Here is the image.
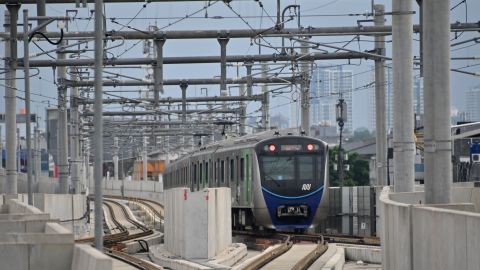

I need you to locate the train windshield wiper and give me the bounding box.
[264,173,281,187]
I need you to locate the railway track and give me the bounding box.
[238,234,328,270]
[105,249,165,270]
[233,230,380,247]
[76,198,154,246]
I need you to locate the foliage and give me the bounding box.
[328,146,370,187]
[352,127,374,141]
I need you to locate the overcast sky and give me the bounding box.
[0,0,479,134]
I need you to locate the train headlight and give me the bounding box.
[306,144,319,151]
[268,144,276,152]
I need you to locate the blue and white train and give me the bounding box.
[163,130,329,230]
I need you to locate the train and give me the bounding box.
[163,130,329,231]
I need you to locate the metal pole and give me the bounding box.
[23,9,33,204]
[34,127,40,183]
[5,4,20,194]
[70,70,80,193]
[153,39,165,108]
[424,0,452,204]
[93,0,104,251]
[337,98,345,186]
[57,39,69,194]
[239,83,247,136]
[245,62,253,96]
[113,137,119,181]
[261,63,269,130]
[143,136,148,181]
[392,0,414,192]
[180,82,188,123]
[374,4,387,186]
[36,0,46,32]
[218,37,229,96]
[300,39,311,135]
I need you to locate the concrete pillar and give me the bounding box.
[143,137,148,181]
[261,63,270,130]
[392,0,415,192]
[57,40,69,194]
[70,71,81,193]
[423,0,452,204]
[300,40,311,135]
[113,137,119,181]
[4,5,20,194]
[374,4,388,186]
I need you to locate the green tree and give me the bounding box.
[328,146,370,187]
[353,127,374,141]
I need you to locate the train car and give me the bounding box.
[163,130,329,231]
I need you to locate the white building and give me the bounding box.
[466,86,480,122]
[310,66,353,135]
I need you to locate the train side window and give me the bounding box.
[184,167,187,186]
[230,158,235,182]
[199,163,203,185]
[221,160,225,183]
[193,163,197,185]
[205,162,209,185]
[240,158,245,181]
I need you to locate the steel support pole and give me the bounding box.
[142,136,148,181]
[153,39,165,107]
[23,9,33,204]
[36,0,46,32]
[392,0,414,192]
[239,83,247,136]
[4,5,20,194]
[57,40,69,194]
[300,40,311,135]
[374,4,388,186]
[423,0,452,204]
[34,127,40,183]
[180,82,188,123]
[261,63,269,130]
[113,137,119,181]
[93,0,104,251]
[245,62,253,96]
[70,71,81,193]
[218,37,229,96]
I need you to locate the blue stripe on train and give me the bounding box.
[261,186,323,229]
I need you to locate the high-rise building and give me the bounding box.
[369,67,423,132]
[466,86,480,122]
[310,66,353,134]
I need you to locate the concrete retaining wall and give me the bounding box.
[89,178,164,203]
[164,187,232,259]
[380,186,480,270]
[71,244,113,270]
[0,198,114,270]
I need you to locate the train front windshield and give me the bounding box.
[256,137,326,197]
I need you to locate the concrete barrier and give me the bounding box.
[164,187,232,259]
[321,246,345,270]
[0,197,116,270]
[380,186,480,270]
[337,244,381,264]
[71,244,113,270]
